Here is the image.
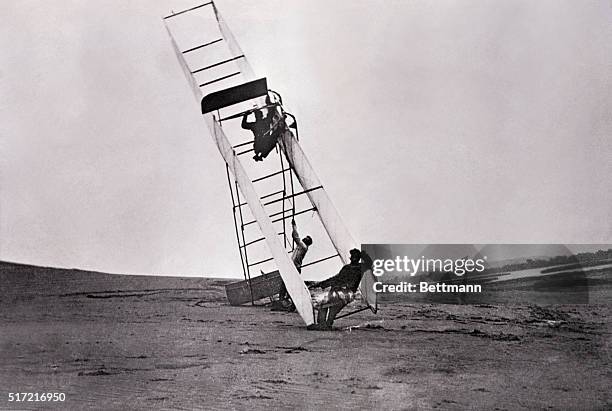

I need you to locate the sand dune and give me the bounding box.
[1,262,610,410]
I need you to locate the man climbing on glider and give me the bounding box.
[273,219,312,311]
[241,107,275,162]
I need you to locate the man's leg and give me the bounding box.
[271,282,296,311]
[278,282,287,300]
[271,282,286,310]
[323,302,347,327]
[316,307,329,325]
[306,308,332,330]
[312,301,346,329]
[253,133,265,161]
[259,131,281,160]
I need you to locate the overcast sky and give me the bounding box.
[1,0,610,278]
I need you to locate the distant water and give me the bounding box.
[492,263,612,283]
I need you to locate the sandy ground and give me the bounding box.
[1,262,610,410]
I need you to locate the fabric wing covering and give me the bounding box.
[164,2,377,322]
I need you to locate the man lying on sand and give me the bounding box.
[307,248,373,330]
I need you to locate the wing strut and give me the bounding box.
[163,1,377,324]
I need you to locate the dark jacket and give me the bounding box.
[318,252,373,293]
[241,111,274,138]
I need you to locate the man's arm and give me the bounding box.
[316,275,334,290]
[241,114,250,129]
[317,266,351,290]
[291,219,300,242]
[291,220,307,253]
[315,251,369,290]
[266,107,275,121]
[360,251,373,270]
